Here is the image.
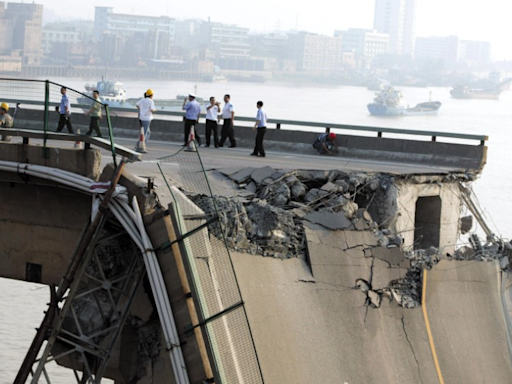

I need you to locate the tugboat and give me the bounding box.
[81,78,127,105]
[367,86,442,116]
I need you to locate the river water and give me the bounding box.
[1,79,510,383]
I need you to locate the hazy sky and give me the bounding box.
[38,0,512,60]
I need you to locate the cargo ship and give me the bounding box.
[450,78,512,100]
[367,86,442,116]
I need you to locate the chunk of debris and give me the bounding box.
[354,279,371,293]
[251,166,276,184]
[229,167,255,183]
[304,209,352,230]
[460,215,473,234]
[368,290,381,308]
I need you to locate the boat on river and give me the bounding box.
[367,86,442,116]
[450,77,512,100]
[82,79,127,105]
[78,79,205,112]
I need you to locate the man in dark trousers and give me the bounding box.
[182,93,202,145]
[85,90,102,137]
[219,94,236,147]
[56,86,74,133]
[250,101,267,157]
[205,96,221,147]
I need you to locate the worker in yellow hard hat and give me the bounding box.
[0,102,13,142]
[135,88,156,145]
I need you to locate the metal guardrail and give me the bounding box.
[0,79,120,165]
[5,97,489,146]
[0,128,142,161]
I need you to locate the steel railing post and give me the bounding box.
[43,80,50,157]
[105,105,117,168]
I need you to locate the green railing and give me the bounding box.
[0,78,489,146]
[0,78,119,166]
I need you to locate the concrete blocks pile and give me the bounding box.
[190,167,395,259]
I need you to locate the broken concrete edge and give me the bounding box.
[189,166,480,257]
[173,165,512,311]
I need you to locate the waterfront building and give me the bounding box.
[200,21,251,59]
[173,19,203,51]
[249,32,289,60]
[459,40,492,68]
[414,35,460,66]
[94,6,175,42]
[0,1,43,64]
[42,29,83,56]
[335,28,389,59]
[373,0,417,55]
[286,32,343,74]
[94,7,175,65]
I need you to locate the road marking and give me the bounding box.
[422,270,445,384]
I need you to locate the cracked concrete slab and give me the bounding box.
[424,260,512,384]
[373,246,406,266]
[303,210,352,230]
[229,167,256,183]
[251,166,276,184]
[304,222,348,246]
[345,230,380,249]
[371,258,404,289]
[308,242,372,269]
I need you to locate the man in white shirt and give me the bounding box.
[218,94,236,148]
[136,88,156,144]
[205,96,221,147]
[251,101,268,157]
[56,86,74,133]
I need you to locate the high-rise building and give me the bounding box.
[286,32,343,73]
[93,7,175,63]
[335,29,389,59]
[459,40,492,67]
[373,0,417,55]
[249,33,289,59]
[94,7,175,43]
[201,21,251,59]
[0,1,43,64]
[414,35,460,66]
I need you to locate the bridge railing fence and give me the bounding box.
[0,78,488,148]
[0,78,119,166]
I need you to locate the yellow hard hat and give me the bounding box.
[1,102,8,111]
[145,89,154,97]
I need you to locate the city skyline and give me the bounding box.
[37,0,511,60]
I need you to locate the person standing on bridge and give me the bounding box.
[136,89,156,144]
[251,101,267,157]
[182,93,201,146]
[85,90,102,137]
[56,86,74,134]
[0,102,13,142]
[204,97,221,147]
[218,94,236,148]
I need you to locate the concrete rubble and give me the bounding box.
[189,167,396,259]
[358,234,512,309]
